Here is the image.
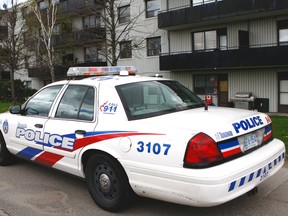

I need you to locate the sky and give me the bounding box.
[1,0,27,9]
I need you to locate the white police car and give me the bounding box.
[0,66,285,212]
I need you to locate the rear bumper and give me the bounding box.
[124,138,285,207]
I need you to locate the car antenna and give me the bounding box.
[204,103,208,111]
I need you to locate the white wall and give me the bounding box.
[228,69,278,112]
[117,0,169,76]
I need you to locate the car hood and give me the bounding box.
[136,107,271,142]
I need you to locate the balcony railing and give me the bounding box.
[28,61,108,79]
[28,66,67,80]
[73,27,106,43]
[158,0,288,29]
[160,44,288,71]
[52,27,106,47]
[59,0,104,13]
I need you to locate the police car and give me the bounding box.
[0,66,285,212]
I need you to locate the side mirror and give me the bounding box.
[9,105,22,114]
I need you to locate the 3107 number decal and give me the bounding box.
[137,141,171,155]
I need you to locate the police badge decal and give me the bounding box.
[3,120,9,134]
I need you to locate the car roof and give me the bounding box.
[50,75,170,88]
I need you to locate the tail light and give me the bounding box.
[184,133,223,168]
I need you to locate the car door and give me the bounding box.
[41,84,97,170]
[7,84,65,160]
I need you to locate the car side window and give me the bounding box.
[24,85,63,117]
[55,85,95,121]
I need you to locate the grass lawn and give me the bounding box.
[0,102,12,113]
[270,115,288,152]
[0,101,287,152]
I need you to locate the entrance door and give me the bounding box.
[278,72,288,113]
[218,74,228,107]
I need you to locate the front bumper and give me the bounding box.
[124,138,285,207]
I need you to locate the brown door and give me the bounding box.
[218,81,228,107]
[278,72,288,113]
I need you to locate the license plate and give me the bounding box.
[238,133,259,152]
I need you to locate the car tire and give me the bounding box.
[0,133,14,166]
[85,153,133,212]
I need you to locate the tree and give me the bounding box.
[29,0,57,82]
[91,0,148,66]
[0,1,26,105]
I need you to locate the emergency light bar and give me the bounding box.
[67,66,137,77]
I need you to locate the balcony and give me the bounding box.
[59,0,104,13]
[158,0,288,30]
[73,27,106,44]
[28,61,107,79]
[0,25,8,39]
[52,27,106,48]
[160,45,288,71]
[28,66,68,80]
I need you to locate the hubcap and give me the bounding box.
[93,163,118,200]
[99,173,111,191]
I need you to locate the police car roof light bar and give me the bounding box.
[67,66,137,77]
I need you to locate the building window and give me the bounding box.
[147,37,161,56]
[194,75,218,94]
[145,0,160,18]
[53,24,61,35]
[83,15,100,28]
[38,0,48,9]
[118,5,130,24]
[85,47,98,62]
[192,0,223,6]
[278,20,288,45]
[120,41,132,59]
[193,28,227,52]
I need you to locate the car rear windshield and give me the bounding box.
[116,80,205,120]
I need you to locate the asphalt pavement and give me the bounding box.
[0,158,287,216]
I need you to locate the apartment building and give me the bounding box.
[158,0,288,113]
[0,9,9,80]
[26,0,164,85]
[10,0,288,113]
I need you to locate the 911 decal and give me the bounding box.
[137,141,171,155]
[100,101,118,114]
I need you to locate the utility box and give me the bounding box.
[254,98,269,112]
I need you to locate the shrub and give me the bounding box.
[0,79,37,102]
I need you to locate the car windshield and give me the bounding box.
[117,80,205,120]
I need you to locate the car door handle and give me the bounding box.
[35,124,43,128]
[75,130,86,135]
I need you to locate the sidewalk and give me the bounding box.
[258,160,288,202]
[267,112,288,116]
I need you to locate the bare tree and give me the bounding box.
[0,1,26,105]
[91,0,148,66]
[29,0,57,82]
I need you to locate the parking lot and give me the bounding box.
[0,159,287,216]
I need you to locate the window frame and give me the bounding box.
[145,0,160,18]
[119,41,132,59]
[84,46,98,62]
[278,20,288,45]
[147,37,161,56]
[118,5,131,24]
[192,28,227,52]
[55,85,95,121]
[116,80,205,121]
[24,85,64,117]
[83,14,101,29]
[194,74,218,95]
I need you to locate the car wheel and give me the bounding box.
[85,153,133,212]
[0,133,13,166]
